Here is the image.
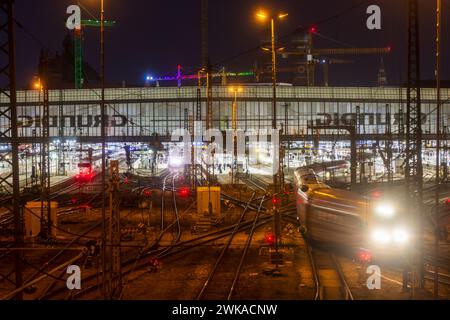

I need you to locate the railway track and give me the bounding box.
[236,173,268,192]
[31,207,296,300]
[4,174,289,300]
[306,242,354,300]
[0,164,178,299]
[196,192,267,300]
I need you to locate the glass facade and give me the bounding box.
[1,85,448,141]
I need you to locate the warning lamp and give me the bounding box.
[358,249,372,263]
[272,196,280,205]
[265,232,275,245]
[179,187,190,198]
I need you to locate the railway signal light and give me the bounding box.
[265,232,275,245]
[444,198,450,207]
[271,196,280,205]
[358,249,372,263]
[179,187,190,198]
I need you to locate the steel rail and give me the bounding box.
[196,192,256,300]
[227,195,267,300]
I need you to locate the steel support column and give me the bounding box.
[406,0,424,293]
[0,0,22,299]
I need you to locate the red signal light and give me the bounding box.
[265,232,275,245]
[358,249,372,263]
[309,26,317,33]
[179,187,190,198]
[272,196,280,205]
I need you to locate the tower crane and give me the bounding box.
[73,19,115,88]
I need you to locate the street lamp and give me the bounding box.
[228,86,243,185]
[32,77,42,91]
[255,9,288,193]
[256,10,287,260]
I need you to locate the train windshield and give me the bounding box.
[301,173,320,184]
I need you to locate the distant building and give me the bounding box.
[37,33,100,89]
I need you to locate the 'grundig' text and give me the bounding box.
[17,115,128,128]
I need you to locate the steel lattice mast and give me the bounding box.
[0,0,22,300]
[405,0,424,294]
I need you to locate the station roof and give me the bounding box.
[1,86,448,105]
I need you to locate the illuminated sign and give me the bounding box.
[17,115,128,128]
[308,112,428,127]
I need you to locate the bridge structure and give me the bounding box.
[0,85,449,144]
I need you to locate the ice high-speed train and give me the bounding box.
[294,166,411,260]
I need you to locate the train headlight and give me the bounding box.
[375,203,395,218]
[393,228,409,244]
[371,229,391,245]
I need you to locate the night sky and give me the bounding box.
[13,0,450,88]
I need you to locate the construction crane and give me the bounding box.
[258,29,391,86]
[74,19,115,89]
[276,58,353,87]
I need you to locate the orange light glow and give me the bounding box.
[256,11,267,21]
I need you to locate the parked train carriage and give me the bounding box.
[76,161,94,182]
